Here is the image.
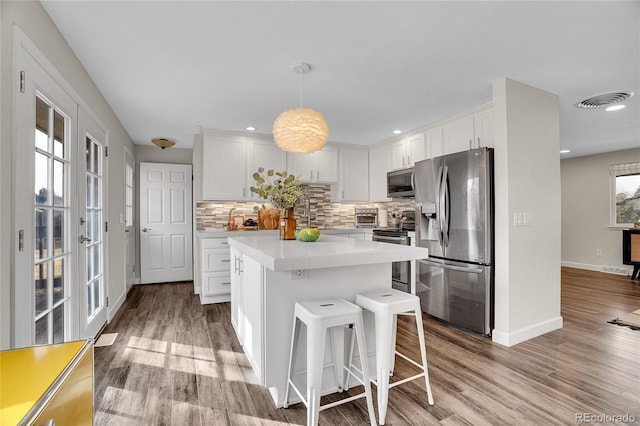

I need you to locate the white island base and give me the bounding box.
[228,235,428,407]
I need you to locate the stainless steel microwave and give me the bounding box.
[387,167,415,198]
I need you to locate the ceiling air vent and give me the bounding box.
[576,91,634,109]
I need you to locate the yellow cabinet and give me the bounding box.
[1,340,93,425]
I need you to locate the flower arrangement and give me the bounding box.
[250,168,304,210]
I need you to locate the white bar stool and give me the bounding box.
[348,288,434,425]
[283,297,377,426]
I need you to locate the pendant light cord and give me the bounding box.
[298,69,303,108]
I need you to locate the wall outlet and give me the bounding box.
[513,213,523,227]
[523,212,532,226]
[290,270,307,280]
[596,249,603,257]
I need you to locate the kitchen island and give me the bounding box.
[227,234,428,407]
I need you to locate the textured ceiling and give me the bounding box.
[41,1,639,158]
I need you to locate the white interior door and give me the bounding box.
[14,42,78,347]
[140,163,193,284]
[124,150,135,292]
[78,108,107,339]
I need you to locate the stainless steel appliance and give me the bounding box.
[354,207,378,228]
[387,168,415,198]
[372,228,411,293]
[414,147,494,336]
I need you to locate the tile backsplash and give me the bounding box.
[196,184,414,230]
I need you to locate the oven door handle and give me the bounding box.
[373,235,409,244]
[417,259,483,274]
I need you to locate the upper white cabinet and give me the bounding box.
[443,108,494,155]
[443,115,475,154]
[333,147,369,202]
[286,146,339,183]
[425,127,444,159]
[369,143,392,202]
[389,133,426,170]
[200,131,285,201]
[202,134,247,200]
[247,140,285,200]
[474,108,494,148]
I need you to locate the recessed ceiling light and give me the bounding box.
[605,104,626,112]
[246,126,256,131]
[393,130,402,134]
[560,149,571,154]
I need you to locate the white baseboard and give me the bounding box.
[561,261,601,272]
[492,316,563,347]
[199,293,230,304]
[107,290,127,322]
[561,261,630,276]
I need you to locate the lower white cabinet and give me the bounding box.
[199,236,232,304]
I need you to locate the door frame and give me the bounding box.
[124,147,135,293]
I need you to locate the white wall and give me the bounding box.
[1,1,135,348]
[492,78,562,346]
[561,148,639,273]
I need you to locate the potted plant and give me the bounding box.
[250,168,304,240]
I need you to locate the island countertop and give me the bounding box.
[227,234,428,271]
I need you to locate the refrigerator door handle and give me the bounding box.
[436,166,444,247]
[441,165,450,247]
[418,259,484,274]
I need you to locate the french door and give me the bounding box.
[14,34,107,347]
[78,109,107,340]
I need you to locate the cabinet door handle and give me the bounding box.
[221,259,231,263]
[316,170,319,180]
[221,282,231,285]
[310,170,313,180]
[469,139,473,149]
[477,136,481,148]
[407,155,411,165]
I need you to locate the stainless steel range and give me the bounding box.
[372,227,411,293]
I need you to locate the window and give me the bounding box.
[610,162,640,227]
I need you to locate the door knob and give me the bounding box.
[142,227,152,232]
[79,235,92,244]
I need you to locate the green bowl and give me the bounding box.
[295,227,320,242]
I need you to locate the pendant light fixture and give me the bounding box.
[273,62,329,154]
[151,138,176,150]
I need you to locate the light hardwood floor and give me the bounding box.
[93,268,640,425]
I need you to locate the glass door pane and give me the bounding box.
[34,96,71,345]
[84,135,104,322]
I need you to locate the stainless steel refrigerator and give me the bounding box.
[414,147,494,336]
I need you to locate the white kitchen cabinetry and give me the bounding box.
[202,134,247,200]
[369,144,391,202]
[443,115,475,154]
[474,108,494,148]
[230,246,244,342]
[200,131,287,201]
[247,139,285,200]
[389,133,426,170]
[333,147,369,202]
[443,108,494,155]
[286,145,339,183]
[199,236,232,304]
[425,127,444,159]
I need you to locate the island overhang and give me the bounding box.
[227,234,429,271]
